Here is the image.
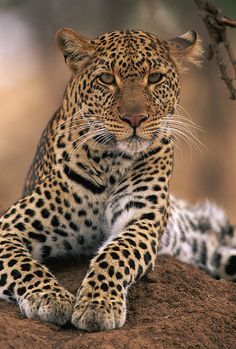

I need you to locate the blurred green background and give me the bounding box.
[0,0,235,220]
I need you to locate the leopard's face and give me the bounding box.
[57,28,201,154]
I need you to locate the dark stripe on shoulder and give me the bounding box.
[64,165,105,194]
[142,147,162,158]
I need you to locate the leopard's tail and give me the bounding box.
[159,196,236,281]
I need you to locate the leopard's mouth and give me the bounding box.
[117,135,151,155]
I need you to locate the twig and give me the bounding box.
[194,0,236,100]
[217,16,236,28]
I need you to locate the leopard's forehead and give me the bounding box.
[94,29,162,47]
[92,30,171,72]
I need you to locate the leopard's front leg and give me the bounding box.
[0,178,78,325]
[72,144,173,331]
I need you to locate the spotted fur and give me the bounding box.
[0,28,235,332]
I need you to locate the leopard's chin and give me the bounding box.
[117,137,151,155]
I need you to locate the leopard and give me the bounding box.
[0,28,235,333]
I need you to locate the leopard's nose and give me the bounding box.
[121,114,148,128]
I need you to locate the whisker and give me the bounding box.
[164,118,204,132]
[44,105,103,137]
[176,103,193,122]
[92,133,115,147]
[161,111,206,155]
[155,129,182,153]
[68,122,104,136]
[164,114,203,129]
[43,119,79,137]
[168,127,203,156]
[43,118,92,137]
[73,128,108,150]
[164,123,198,139]
[173,131,193,157]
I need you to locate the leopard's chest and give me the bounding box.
[45,151,135,257]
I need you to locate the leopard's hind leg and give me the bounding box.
[159,196,236,281]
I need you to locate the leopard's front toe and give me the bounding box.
[72,298,126,332]
[19,287,75,326]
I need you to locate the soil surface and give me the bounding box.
[0,255,235,349]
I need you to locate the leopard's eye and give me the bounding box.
[98,73,115,85]
[148,73,165,84]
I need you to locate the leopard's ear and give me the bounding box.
[166,30,203,72]
[56,28,95,73]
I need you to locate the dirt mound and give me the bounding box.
[0,255,235,349]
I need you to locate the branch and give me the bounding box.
[217,16,236,28]
[194,0,236,100]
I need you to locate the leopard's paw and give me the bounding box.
[18,287,75,326]
[71,298,126,332]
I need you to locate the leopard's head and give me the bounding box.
[56,28,202,154]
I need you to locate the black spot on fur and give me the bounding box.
[25,209,35,217]
[28,232,46,243]
[110,252,119,260]
[225,256,236,275]
[32,220,44,231]
[17,286,26,296]
[36,199,44,208]
[8,259,17,267]
[144,251,152,265]
[14,222,26,231]
[51,216,60,227]
[99,261,109,269]
[11,270,22,280]
[42,245,52,259]
[101,283,109,292]
[146,195,158,204]
[128,259,135,269]
[0,274,7,286]
[41,209,50,219]
[108,266,115,277]
[140,212,155,221]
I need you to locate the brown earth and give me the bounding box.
[0,255,235,349]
